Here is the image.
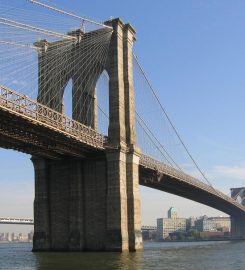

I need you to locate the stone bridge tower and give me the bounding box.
[231,188,245,239]
[32,18,142,251]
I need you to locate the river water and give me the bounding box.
[0,241,244,270]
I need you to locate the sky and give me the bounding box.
[1,0,245,233]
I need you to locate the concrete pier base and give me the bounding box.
[32,155,108,251]
[32,152,142,252]
[231,215,245,240]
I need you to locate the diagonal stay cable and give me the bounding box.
[136,111,183,171]
[133,53,215,189]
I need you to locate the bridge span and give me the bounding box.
[1,86,244,218]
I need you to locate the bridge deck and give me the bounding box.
[0,85,105,158]
[139,155,245,216]
[1,86,244,216]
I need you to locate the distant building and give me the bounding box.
[5,233,10,242]
[186,216,196,231]
[11,233,16,242]
[18,233,28,242]
[195,216,230,232]
[157,207,187,240]
[168,207,178,219]
[0,231,33,242]
[28,231,34,242]
[142,229,157,241]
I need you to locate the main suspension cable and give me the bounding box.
[27,0,112,30]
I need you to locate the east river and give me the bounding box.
[0,241,245,270]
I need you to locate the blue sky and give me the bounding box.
[1,0,245,232]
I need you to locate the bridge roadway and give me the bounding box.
[1,85,245,217]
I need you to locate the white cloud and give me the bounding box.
[180,163,245,185]
[213,165,245,180]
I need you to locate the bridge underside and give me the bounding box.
[0,103,102,159]
[139,167,245,217]
[140,167,245,239]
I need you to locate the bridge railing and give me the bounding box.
[140,154,245,211]
[0,85,105,149]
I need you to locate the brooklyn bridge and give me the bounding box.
[0,0,245,251]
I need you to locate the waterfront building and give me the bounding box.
[5,233,10,242]
[186,216,196,230]
[28,231,34,242]
[11,233,16,242]
[157,207,187,240]
[168,207,178,219]
[0,231,34,242]
[195,216,230,232]
[0,233,4,241]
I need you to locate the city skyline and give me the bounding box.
[0,203,231,235]
[1,0,245,233]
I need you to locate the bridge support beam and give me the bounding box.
[231,215,245,240]
[32,157,51,251]
[123,23,142,251]
[126,150,142,251]
[105,18,142,251]
[105,149,129,251]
